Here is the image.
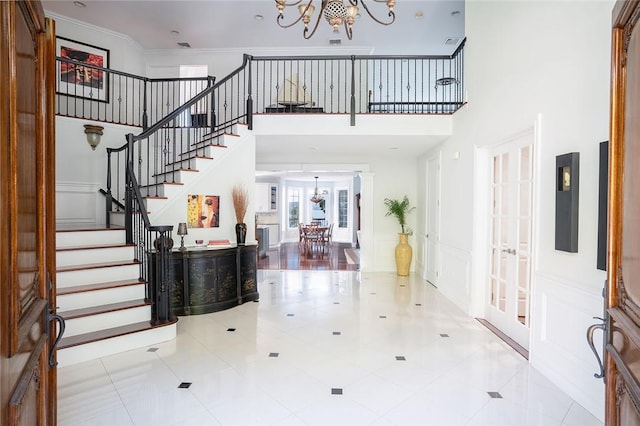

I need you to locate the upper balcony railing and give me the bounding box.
[56,56,215,128]
[56,38,465,130]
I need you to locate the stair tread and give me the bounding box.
[59,299,150,319]
[153,168,199,178]
[57,278,146,296]
[59,319,177,350]
[57,259,140,273]
[57,242,135,252]
[164,156,212,168]
[56,226,125,233]
[140,181,184,189]
[180,144,226,158]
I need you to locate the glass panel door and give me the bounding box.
[486,137,533,350]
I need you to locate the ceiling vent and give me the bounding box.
[329,39,342,46]
[177,42,191,48]
[444,38,461,45]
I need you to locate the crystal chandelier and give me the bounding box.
[310,176,324,203]
[275,0,396,40]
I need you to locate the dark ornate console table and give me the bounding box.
[156,245,259,316]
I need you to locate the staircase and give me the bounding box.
[55,124,252,366]
[55,227,177,366]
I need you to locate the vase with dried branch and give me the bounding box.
[232,184,249,245]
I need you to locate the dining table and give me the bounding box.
[299,224,329,256]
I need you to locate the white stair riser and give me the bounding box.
[166,157,213,172]
[56,284,146,312]
[57,230,127,248]
[57,264,140,288]
[57,246,135,268]
[62,305,151,338]
[141,183,183,199]
[56,323,176,367]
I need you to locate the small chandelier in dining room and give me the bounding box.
[310,176,324,204]
[275,0,396,40]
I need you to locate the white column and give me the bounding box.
[359,172,375,272]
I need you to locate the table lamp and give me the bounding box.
[177,222,188,250]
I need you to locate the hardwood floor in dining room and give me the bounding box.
[257,242,359,271]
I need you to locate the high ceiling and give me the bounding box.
[44,0,465,172]
[43,0,465,55]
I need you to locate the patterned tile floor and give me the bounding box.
[57,270,603,426]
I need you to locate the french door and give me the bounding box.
[486,136,534,350]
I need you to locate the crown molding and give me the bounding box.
[46,12,144,51]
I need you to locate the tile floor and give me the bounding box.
[57,270,604,426]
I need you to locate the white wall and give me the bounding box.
[420,1,612,421]
[49,13,145,76]
[149,132,257,245]
[55,117,138,226]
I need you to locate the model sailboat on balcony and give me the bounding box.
[277,74,310,106]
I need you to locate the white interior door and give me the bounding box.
[424,155,440,286]
[486,137,533,350]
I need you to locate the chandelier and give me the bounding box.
[310,176,324,203]
[275,0,396,40]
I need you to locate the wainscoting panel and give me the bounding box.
[438,242,471,313]
[56,182,102,227]
[530,272,605,422]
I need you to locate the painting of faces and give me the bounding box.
[187,194,220,228]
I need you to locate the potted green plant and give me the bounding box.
[384,196,415,276]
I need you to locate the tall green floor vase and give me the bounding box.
[395,233,412,276]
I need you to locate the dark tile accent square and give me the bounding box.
[488,391,502,399]
[178,382,192,389]
[370,292,377,295]
[379,315,387,319]
[333,331,341,336]
[415,303,422,306]
[269,352,279,358]
[287,313,295,317]
[147,347,158,352]
[400,285,406,287]
[269,281,275,285]
[227,328,236,332]
[395,356,406,361]
[333,302,340,305]
[331,388,343,395]
[440,333,449,337]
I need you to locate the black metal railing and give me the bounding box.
[56,39,465,129]
[250,39,465,122]
[56,56,215,128]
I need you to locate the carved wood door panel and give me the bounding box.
[607,2,640,425]
[0,1,57,425]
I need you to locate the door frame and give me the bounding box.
[423,153,441,286]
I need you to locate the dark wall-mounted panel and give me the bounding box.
[597,141,608,270]
[555,152,580,252]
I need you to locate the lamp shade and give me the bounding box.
[177,222,188,236]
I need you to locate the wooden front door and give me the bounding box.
[607,1,640,424]
[0,1,57,425]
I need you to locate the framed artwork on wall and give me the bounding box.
[56,36,110,102]
[187,194,220,228]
